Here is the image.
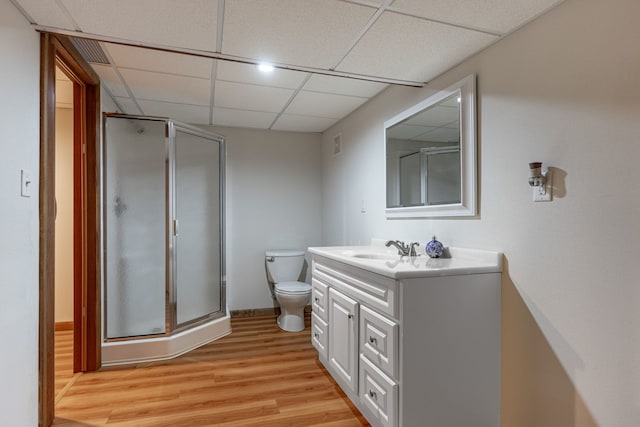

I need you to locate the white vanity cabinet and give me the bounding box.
[309,247,501,427]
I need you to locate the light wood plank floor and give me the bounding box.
[55,329,82,405]
[54,314,369,426]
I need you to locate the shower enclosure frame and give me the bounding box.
[102,113,226,342]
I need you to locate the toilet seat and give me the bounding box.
[275,281,312,295]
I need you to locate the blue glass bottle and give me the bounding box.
[425,236,444,258]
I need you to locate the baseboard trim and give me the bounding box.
[230,307,279,318]
[230,305,311,318]
[55,321,74,331]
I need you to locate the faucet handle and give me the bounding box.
[409,242,420,257]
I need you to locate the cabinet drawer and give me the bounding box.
[313,258,397,318]
[360,305,398,379]
[311,278,329,322]
[359,355,398,427]
[311,313,328,360]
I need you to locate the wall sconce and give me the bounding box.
[528,162,552,202]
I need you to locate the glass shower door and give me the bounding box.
[174,126,223,326]
[104,117,168,339]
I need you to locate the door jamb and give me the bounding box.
[39,32,101,427]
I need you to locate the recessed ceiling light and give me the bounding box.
[257,63,274,73]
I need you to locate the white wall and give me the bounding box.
[205,126,323,310]
[321,0,640,425]
[55,107,74,323]
[0,0,40,425]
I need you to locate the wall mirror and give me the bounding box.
[385,74,476,218]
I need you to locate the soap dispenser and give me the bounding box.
[425,236,444,258]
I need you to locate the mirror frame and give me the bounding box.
[384,74,476,219]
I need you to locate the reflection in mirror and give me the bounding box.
[385,75,476,218]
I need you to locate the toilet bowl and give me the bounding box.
[265,250,312,332]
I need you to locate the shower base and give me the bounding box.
[102,314,231,366]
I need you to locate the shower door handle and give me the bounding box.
[173,219,179,236]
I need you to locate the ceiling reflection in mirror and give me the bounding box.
[386,92,461,208]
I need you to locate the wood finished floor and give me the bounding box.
[53,314,370,426]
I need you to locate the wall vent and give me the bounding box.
[333,133,342,157]
[70,37,110,65]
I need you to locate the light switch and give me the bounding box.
[21,169,33,197]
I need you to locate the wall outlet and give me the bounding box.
[533,171,552,202]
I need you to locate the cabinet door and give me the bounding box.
[328,287,359,394]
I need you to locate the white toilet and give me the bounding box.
[265,249,312,332]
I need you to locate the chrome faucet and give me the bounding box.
[385,240,410,256]
[385,240,421,257]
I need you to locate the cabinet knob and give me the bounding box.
[314,332,319,339]
[348,314,353,319]
[369,336,377,344]
[369,390,377,400]
[314,297,319,303]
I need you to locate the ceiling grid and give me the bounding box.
[12,0,566,132]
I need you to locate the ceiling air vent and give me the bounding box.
[70,37,110,65]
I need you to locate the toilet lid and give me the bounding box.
[275,281,312,294]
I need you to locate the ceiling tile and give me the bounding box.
[119,69,210,106]
[404,106,458,127]
[137,99,210,124]
[285,91,368,119]
[104,43,213,79]
[387,124,432,140]
[60,0,218,50]
[217,61,309,89]
[303,74,387,98]
[112,96,143,115]
[413,126,459,142]
[14,0,76,29]
[271,114,338,133]
[390,0,564,33]
[214,81,294,113]
[388,121,458,141]
[212,108,278,129]
[92,64,129,98]
[337,11,497,82]
[222,0,376,68]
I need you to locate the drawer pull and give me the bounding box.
[369,390,377,400]
[369,336,377,344]
[314,297,319,303]
[314,332,320,339]
[348,314,353,319]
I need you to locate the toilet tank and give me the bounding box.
[265,250,305,283]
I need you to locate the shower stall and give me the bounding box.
[101,114,230,365]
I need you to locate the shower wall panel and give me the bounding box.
[175,129,222,325]
[104,118,167,338]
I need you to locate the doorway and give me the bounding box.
[53,64,77,401]
[39,33,101,427]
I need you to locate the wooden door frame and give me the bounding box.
[39,32,101,427]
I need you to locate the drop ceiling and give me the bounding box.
[13,0,564,133]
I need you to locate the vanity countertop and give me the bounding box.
[307,241,502,279]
